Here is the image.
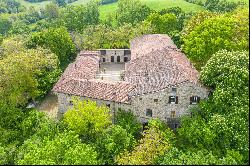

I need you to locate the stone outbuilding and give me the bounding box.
[52,34,209,129]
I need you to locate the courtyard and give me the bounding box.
[96,63,125,81]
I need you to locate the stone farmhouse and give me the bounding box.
[52,34,209,129]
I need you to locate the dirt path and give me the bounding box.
[36,92,58,119]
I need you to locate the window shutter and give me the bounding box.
[169,96,171,104]
[197,97,201,103]
[175,96,178,104]
[190,97,192,104]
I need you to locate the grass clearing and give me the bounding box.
[16,0,52,9]
[99,0,205,20]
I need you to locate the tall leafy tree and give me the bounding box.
[116,119,174,165]
[63,99,112,141]
[16,131,98,165]
[116,0,152,25]
[182,8,249,70]
[27,26,76,68]
[0,37,60,107]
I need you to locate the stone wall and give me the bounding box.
[56,92,133,122]
[128,82,209,124]
[99,49,131,63]
[56,82,209,125]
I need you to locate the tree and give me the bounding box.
[27,26,76,68]
[60,1,99,32]
[159,7,186,31]
[115,108,142,138]
[63,99,112,141]
[181,11,218,38]
[0,37,60,107]
[177,50,249,163]
[159,148,242,165]
[146,12,178,34]
[116,119,174,165]
[44,2,59,20]
[16,131,98,165]
[0,14,12,35]
[204,0,246,13]
[95,125,135,164]
[182,8,249,70]
[116,0,152,25]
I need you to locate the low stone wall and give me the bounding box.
[56,82,209,125]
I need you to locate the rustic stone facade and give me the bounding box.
[56,81,208,126]
[98,49,131,63]
[52,34,210,129]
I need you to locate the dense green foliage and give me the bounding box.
[17,131,98,165]
[116,0,152,25]
[182,8,249,69]
[63,98,112,140]
[116,120,175,165]
[115,109,142,138]
[0,37,61,106]
[27,26,77,67]
[0,0,249,165]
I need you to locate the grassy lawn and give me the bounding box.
[16,0,52,9]
[99,0,205,20]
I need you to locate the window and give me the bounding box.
[124,57,128,62]
[171,111,176,118]
[154,99,158,102]
[100,50,106,55]
[111,56,114,62]
[174,123,179,129]
[146,109,152,117]
[169,96,178,104]
[102,58,106,62]
[69,100,73,106]
[106,104,111,108]
[124,50,131,55]
[114,51,116,55]
[190,96,200,104]
[172,87,177,93]
[139,98,142,101]
[117,56,120,62]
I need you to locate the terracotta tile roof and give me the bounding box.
[124,47,199,95]
[53,79,134,103]
[130,34,177,60]
[53,34,201,103]
[53,53,134,103]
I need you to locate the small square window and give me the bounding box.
[106,104,110,108]
[139,98,142,100]
[190,96,200,105]
[69,100,73,106]
[146,109,152,117]
[171,111,176,118]
[169,96,178,104]
[154,99,158,102]
[172,87,177,93]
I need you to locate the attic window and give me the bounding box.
[154,99,158,102]
[190,96,200,105]
[169,96,178,104]
[172,87,177,93]
[100,50,106,55]
[146,109,152,117]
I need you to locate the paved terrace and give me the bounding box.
[96,63,125,81]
